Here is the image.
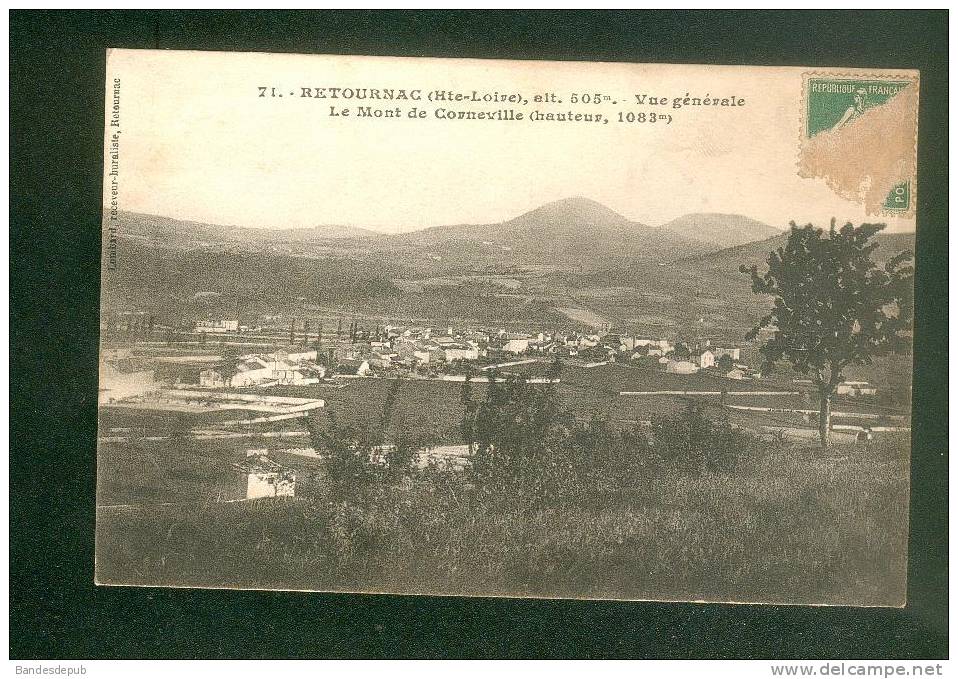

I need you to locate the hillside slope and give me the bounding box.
[684,229,917,273]
[389,197,717,268]
[116,212,378,249]
[560,229,916,338]
[659,213,783,248]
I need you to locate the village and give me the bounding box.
[186,316,771,388]
[97,311,898,507]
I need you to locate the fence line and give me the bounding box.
[620,390,799,396]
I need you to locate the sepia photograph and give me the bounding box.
[95,49,919,607]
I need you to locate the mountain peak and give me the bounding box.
[510,196,632,227]
[544,195,613,211]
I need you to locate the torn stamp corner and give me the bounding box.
[799,72,920,217]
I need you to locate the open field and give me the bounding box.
[125,359,904,446]
[97,435,327,507]
[96,331,913,604]
[556,306,610,328]
[95,436,909,605]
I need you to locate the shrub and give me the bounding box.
[307,413,380,501]
[563,415,652,499]
[467,374,568,507]
[650,404,754,474]
[306,410,424,501]
[464,374,656,506]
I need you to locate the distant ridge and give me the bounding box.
[116,211,378,245]
[388,196,717,267]
[115,200,911,274]
[105,202,917,343]
[681,228,917,274]
[658,213,784,248]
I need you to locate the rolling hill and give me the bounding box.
[116,212,378,250]
[106,203,916,337]
[658,213,783,248]
[681,228,917,274]
[115,200,793,271]
[561,228,916,338]
[385,196,717,268]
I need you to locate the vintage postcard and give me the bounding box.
[97,49,919,605]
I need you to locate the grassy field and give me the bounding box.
[97,435,327,507]
[95,356,912,605]
[97,439,239,506]
[95,435,909,605]
[234,361,907,446]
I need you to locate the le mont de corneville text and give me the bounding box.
[256,86,748,126]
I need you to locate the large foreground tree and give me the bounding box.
[741,220,913,448]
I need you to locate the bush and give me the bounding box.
[650,404,754,474]
[563,415,652,499]
[460,375,760,507]
[307,375,759,510]
[306,412,422,501]
[466,374,569,507]
[307,414,379,501]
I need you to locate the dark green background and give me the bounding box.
[9,10,949,659]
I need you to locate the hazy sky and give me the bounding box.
[104,50,917,233]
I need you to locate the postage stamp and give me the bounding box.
[801,74,919,214]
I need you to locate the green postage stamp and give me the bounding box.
[803,74,918,214]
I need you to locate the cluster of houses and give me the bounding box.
[195,319,240,334]
[200,348,332,388]
[109,310,876,394]
[193,320,766,387]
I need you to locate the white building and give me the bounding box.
[195,319,239,333]
[202,352,325,388]
[233,453,296,500]
[666,360,700,374]
[698,350,715,369]
[836,381,878,396]
[638,338,673,356]
[444,345,480,362]
[199,368,225,387]
[200,357,274,387]
[502,339,530,354]
[271,360,325,386]
[230,356,274,386]
[274,348,318,363]
[337,359,372,376]
[369,352,394,369]
[712,347,742,361]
